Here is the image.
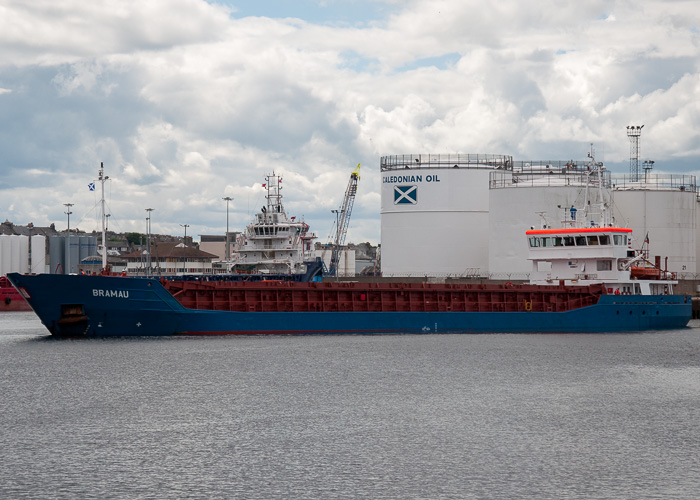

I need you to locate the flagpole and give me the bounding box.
[99,163,109,272]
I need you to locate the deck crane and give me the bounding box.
[328,163,360,276]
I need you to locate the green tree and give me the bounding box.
[124,232,143,245]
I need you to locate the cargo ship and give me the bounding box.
[6,220,691,337]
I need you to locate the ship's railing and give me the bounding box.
[490,162,612,189]
[381,154,513,171]
[375,271,532,281]
[611,173,697,192]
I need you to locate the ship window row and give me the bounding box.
[529,234,628,248]
[253,226,301,236]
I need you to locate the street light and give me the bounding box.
[223,197,233,263]
[146,208,154,277]
[64,203,73,274]
[180,224,189,275]
[64,203,73,232]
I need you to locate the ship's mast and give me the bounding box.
[578,145,610,227]
[260,172,284,223]
[99,163,109,272]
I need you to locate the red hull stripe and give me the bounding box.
[526,227,632,235]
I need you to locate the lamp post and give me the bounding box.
[180,224,189,275]
[64,203,73,232]
[223,196,233,263]
[146,208,154,277]
[64,203,73,274]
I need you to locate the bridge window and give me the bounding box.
[529,237,540,248]
[587,236,599,245]
[541,237,552,247]
[599,235,610,245]
[575,236,587,246]
[553,237,563,247]
[564,236,575,246]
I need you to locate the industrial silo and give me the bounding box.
[0,235,10,275]
[488,160,612,278]
[31,235,46,274]
[611,173,696,274]
[49,236,65,274]
[380,154,512,277]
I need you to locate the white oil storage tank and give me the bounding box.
[381,154,512,277]
[611,173,696,275]
[488,160,612,278]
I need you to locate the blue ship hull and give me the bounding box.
[7,273,692,337]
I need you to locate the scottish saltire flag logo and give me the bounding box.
[88,182,95,191]
[394,185,417,204]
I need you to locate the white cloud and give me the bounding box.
[1,0,699,244]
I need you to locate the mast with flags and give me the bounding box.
[98,163,109,272]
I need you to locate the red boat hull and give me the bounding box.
[1,276,32,312]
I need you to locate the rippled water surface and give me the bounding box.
[2,311,700,499]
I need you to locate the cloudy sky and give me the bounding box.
[1,0,699,244]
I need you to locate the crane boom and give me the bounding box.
[329,163,360,276]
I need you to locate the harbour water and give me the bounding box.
[1,311,699,499]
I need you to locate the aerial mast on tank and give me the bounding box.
[626,125,643,182]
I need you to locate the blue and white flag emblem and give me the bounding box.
[394,185,417,204]
[88,182,95,191]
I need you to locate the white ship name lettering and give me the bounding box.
[93,289,129,298]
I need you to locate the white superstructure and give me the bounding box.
[230,172,318,276]
[380,154,511,277]
[526,226,676,295]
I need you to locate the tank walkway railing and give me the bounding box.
[611,173,696,192]
[490,167,612,189]
[381,154,513,171]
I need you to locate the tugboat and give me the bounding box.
[227,172,323,282]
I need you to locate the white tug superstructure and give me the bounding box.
[230,172,318,276]
[526,151,677,295]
